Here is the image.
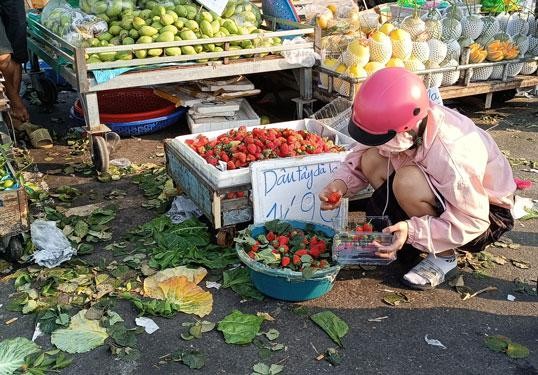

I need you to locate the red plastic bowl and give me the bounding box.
[74,88,176,123]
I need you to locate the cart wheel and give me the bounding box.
[35,76,58,106]
[216,226,237,247]
[92,135,110,173]
[8,236,24,261]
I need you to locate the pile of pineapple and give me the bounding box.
[318,5,537,96]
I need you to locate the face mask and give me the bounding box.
[377,131,415,153]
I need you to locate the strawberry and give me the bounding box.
[355,225,364,232]
[236,191,245,198]
[246,143,257,155]
[319,260,329,268]
[279,143,290,156]
[226,192,236,199]
[362,222,374,232]
[278,236,289,245]
[281,256,291,267]
[309,248,321,258]
[248,251,256,259]
[219,152,229,162]
[250,244,260,252]
[327,192,342,204]
[233,152,247,164]
[293,254,301,265]
[295,249,308,257]
[226,161,236,170]
[266,231,276,242]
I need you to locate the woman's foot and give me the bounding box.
[401,253,458,290]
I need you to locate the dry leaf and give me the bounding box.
[257,312,275,321]
[157,276,213,318]
[144,266,207,298]
[510,259,531,269]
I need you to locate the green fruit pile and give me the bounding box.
[79,0,282,63]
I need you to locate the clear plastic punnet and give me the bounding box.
[332,214,395,266]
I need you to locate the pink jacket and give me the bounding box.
[334,103,516,253]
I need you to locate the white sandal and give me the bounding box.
[402,255,459,291]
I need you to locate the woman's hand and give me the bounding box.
[372,221,409,259]
[319,179,348,211]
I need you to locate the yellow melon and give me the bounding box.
[386,57,405,67]
[364,61,385,76]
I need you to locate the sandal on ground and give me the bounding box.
[401,253,458,291]
[17,122,53,149]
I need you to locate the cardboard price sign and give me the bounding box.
[195,0,228,16]
[250,154,348,229]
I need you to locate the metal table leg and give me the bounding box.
[292,67,315,119]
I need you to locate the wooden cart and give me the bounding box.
[0,75,29,259]
[26,13,315,172]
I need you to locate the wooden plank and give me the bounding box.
[0,186,28,236]
[439,76,538,99]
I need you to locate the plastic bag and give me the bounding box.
[222,0,262,28]
[79,0,136,20]
[31,220,76,268]
[166,195,202,224]
[305,0,360,34]
[41,0,108,46]
[281,37,321,67]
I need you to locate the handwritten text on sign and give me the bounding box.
[251,155,347,229]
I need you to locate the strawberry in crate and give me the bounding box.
[185,126,344,170]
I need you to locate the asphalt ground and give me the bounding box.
[0,81,536,375]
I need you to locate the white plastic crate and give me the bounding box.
[187,99,260,134]
[169,119,357,189]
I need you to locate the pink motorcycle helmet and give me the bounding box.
[348,67,431,146]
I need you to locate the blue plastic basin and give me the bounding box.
[237,220,341,302]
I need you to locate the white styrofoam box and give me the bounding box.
[187,99,260,134]
[169,119,357,189]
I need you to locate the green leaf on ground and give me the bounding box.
[171,349,206,369]
[0,337,40,374]
[51,310,108,353]
[222,267,264,301]
[38,308,70,334]
[310,311,349,347]
[217,310,264,345]
[107,322,137,348]
[484,335,510,352]
[324,347,343,366]
[383,292,410,306]
[263,329,280,341]
[506,342,530,359]
[223,268,250,288]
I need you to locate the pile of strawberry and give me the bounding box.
[237,221,333,272]
[185,126,343,170]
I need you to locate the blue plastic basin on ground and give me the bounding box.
[237,220,341,302]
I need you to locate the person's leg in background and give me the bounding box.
[0,0,29,122]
